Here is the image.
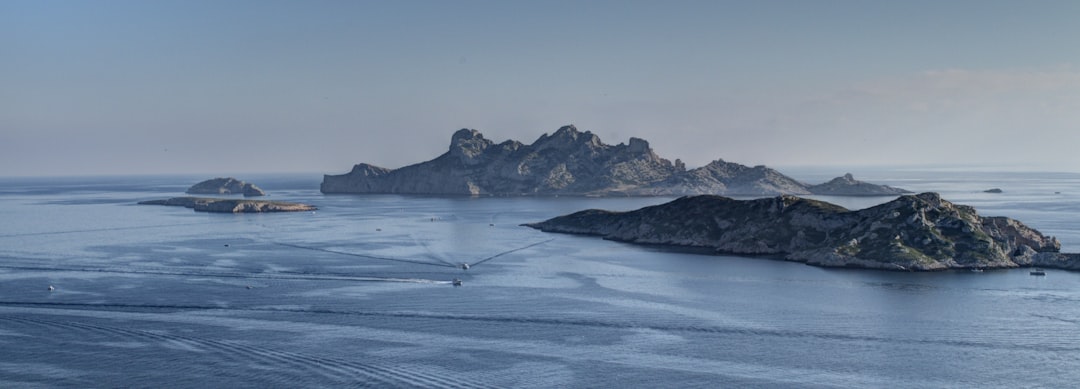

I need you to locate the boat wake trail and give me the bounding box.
[468,239,554,268]
[411,234,458,267]
[272,242,456,268]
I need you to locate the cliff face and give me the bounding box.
[321,125,908,196]
[187,177,266,197]
[525,193,1072,271]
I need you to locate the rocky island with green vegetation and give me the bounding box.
[526,193,1080,271]
[138,197,315,213]
[321,125,909,197]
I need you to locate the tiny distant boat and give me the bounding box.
[1030,268,1046,276]
[452,278,462,287]
[971,267,984,273]
[48,285,55,291]
[460,263,470,270]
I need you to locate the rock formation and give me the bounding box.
[187,177,265,197]
[525,193,1078,271]
[321,125,908,197]
[807,173,910,196]
[139,197,315,213]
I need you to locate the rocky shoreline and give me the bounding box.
[138,197,316,213]
[525,193,1080,272]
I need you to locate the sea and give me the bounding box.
[2,169,1080,388]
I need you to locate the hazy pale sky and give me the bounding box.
[3,0,1079,176]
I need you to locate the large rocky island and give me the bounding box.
[321,125,909,197]
[526,193,1080,271]
[139,197,315,213]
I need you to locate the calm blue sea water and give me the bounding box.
[2,171,1080,388]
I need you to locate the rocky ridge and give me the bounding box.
[321,125,907,196]
[807,173,909,196]
[525,193,1080,271]
[139,197,315,213]
[187,177,266,197]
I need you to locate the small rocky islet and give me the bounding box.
[526,193,1080,272]
[186,177,266,197]
[139,197,315,213]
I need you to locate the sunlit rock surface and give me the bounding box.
[139,197,315,213]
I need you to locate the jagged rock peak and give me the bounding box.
[873,192,953,213]
[535,125,580,141]
[449,128,494,165]
[534,124,603,148]
[348,163,391,176]
[451,128,485,142]
[910,192,944,204]
[628,137,649,153]
[554,124,579,135]
[822,173,861,185]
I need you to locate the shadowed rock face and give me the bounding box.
[321,125,908,196]
[186,178,265,197]
[138,197,315,213]
[525,193,1077,271]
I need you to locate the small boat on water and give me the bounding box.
[1030,268,1046,276]
[971,268,984,273]
[452,278,463,287]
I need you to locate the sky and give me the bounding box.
[2,0,1079,177]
